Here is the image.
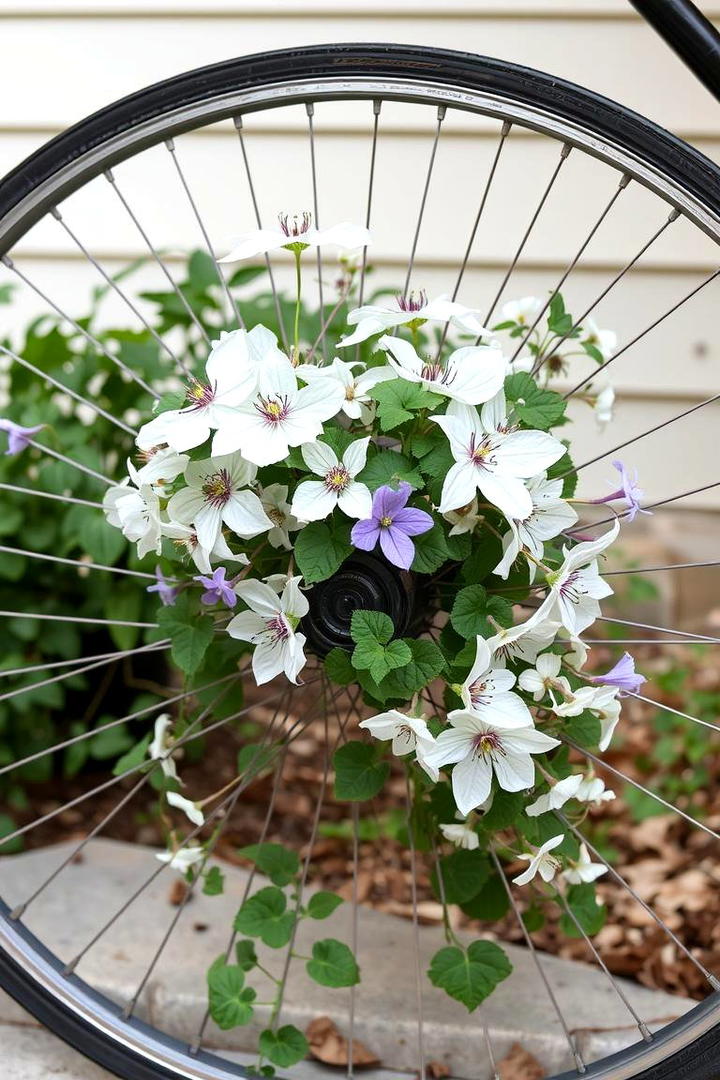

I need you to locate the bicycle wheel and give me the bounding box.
[0,43,719,1080]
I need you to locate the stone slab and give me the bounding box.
[0,839,697,1077]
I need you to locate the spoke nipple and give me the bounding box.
[121,1001,135,1020]
[63,957,79,976]
[561,142,572,159]
[233,115,243,131]
[189,1039,201,1056]
[50,207,62,221]
[573,1049,587,1073]
[305,101,315,117]
[619,173,631,189]
[437,105,447,121]
[9,903,26,920]
[372,98,382,115]
[709,974,720,991]
[165,138,175,152]
[1,254,14,268]
[639,1022,653,1042]
[668,207,681,222]
[501,120,512,136]
[104,168,115,183]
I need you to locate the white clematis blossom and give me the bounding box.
[486,615,560,668]
[555,684,622,751]
[583,318,617,361]
[594,384,615,430]
[296,357,395,422]
[220,212,371,263]
[527,520,619,637]
[512,834,564,886]
[378,335,506,406]
[525,773,583,817]
[444,497,483,536]
[136,331,257,453]
[460,636,535,728]
[292,437,372,522]
[103,475,163,560]
[132,447,189,491]
[260,483,302,549]
[156,845,205,873]
[166,791,205,827]
[339,292,490,347]
[161,520,249,575]
[227,576,309,685]
[494,473,578,580]
[575,774,615,806]
[431,396,565,520]
[422,712,560,816]
[167,453,272,551]
[561,843,608,885]
[211,355,345,466]
[359,710,437,779]
[439,820,480,850]
[518,652,572,706]
[501,296,542,326]
[148,713,179,781]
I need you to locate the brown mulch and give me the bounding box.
[6,644,720,1003]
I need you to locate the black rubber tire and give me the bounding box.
[1,42,719,1080]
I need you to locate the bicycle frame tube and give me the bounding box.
[630,0,720,102]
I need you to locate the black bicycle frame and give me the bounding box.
[630,0,720,102]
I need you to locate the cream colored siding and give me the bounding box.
[0,1,718,513]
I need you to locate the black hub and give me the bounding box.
[301,551,416,657]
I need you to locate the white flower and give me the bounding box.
[211,355,345,466]
[528,520,619,637]
[166,790,205,827]
[439,821,479,850]
[583,318,617,361]
[297,357,396,422]
[378,336,505,406]
[220,213,371,262]
[292,437,372,523]
[260,483,302,549]
[167,452,271,551]
[132,447,189,491]
[485,614,560,668]
[161,519,250,575]
[594,384,615,430]
[526,773,583,817]
[136,331,257,453]
[513,834,564,886]
[359,710,437,780]
[575,774,615,806]
[339,292,490,348]
[156,845,205,873]
[227,575,309,685]
[444,497,482,536]
[518,653,572,706]
[561,843,608,885]
[431,396,565,520]
[422,712,560,816]
[149,713,179,781]
[103,479,163,560]
[554,684,621,751]
[494,473,578,580]
[502,296,542,326]
[460,636,534,728]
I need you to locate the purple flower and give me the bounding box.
[194,566,237,608]
[350,482,433,571]
[592,460,651,522]
[591,652,646,695]
[0,419,44,456]
[146,566,178,606]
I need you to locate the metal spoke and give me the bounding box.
[628,690,720,734]
[26,439,115,486]
[50,207,182,367]
[568,480,720,532]
[0,254,159,399]
[552,887,652,1043]
[104,167,209,350]
[0,344,137,436]
[512,172,630,362]
[582,638,720,644]
[402,105,447,301]
[0,644,168,681]
[564,266,720,398]
[0,481,103,510]
[404,773,427,1080]
[165,138,242,327]
[604,560,720,575]
[534,208,679,373]
[597,615,720,644]
[489,847,585,1074]
[0,609,156,629]
[306,102,327,362]
[555,812,720,991]
[481,142,571,330]
[356,99,382,314]
[0,543,167,582]
[232,115,287,348]
[564,739,720,842]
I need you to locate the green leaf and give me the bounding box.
[306,939,360,987]
[431,850,490,904]
[203,866,225,896]
[235,939,258,972]
[238,843,299,887]
[450,585,513,640]
[207,961,256,1029]
[324,648,356,687]
[560,883,606,938]
[547,446,577,498]
[375,639,446,700]
[358,449,423,491]
[111,733,151,776]
[411,522,450,574]
[157,594,214,675]
[307,891,344,919]
[350,610,394,646]
[428,941,512,1011]
[350,611,411,682]
[0,813,23,854]
[369,381,442,431]
[154,389,187,415]
[234,886,296,948]
[259,1025,309,1068]
[188,249,219,293]
[563,711,602,748]
[460,871,510,921]
[478,790,525,832]
[333,741,390,802]
[294,520,352,584]
[505,372,566,431]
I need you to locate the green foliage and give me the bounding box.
[203,866,225,896]
[293,519,352,583]
[333,741,390,802]
[233,886,296,948]
[505,372,566,431]
[238,843,300,887]
[207,959,257,1029]
[559,883,606,938]
[307,891,344,919]
[368,381,442,431]
[306,938,360,987]
[157,593,214,675]
[259,1025,309,1067]
[428,941,512,1011]
[431,849,490,905]
[350,610,411,682]
[450,585,513,640]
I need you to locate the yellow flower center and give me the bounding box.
[379,515,393,528]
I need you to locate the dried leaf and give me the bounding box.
[498,1042,545,1079]
[305,1016,379,1068]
